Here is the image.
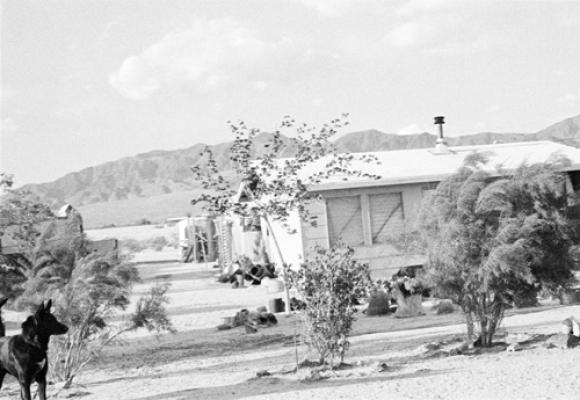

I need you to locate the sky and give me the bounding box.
[1,0,580,186]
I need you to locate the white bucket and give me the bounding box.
[267,279,285,293]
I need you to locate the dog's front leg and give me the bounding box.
[19,379,32,400]
[36,372,47,400]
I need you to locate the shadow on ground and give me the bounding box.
[133,368,456,400]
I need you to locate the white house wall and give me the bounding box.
[302,183,430,278]
[262,211,304,271]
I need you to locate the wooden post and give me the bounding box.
[263,215,292,315]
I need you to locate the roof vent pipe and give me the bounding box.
[433,116,451,154]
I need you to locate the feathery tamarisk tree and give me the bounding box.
[420,154,578,346]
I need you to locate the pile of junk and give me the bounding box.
[217,255,278,288]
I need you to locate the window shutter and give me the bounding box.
[326,196,363,247]
[369,193,404,244]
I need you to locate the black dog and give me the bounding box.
[0,298,7,337]
[0,299,68,400]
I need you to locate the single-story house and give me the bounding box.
[256,138,580,279]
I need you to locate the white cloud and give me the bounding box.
[1,118,19,133]
[110,19,300,100]
[296,0,377,17]
[384,20,436,48]
[385,8,496,54]
[558,94,580,107]
[397,0,459,16]
[561,14,580,27]
[253,81,270,91]
[311,98,324,107]
[397,123,426,135]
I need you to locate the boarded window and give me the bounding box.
[369,192,404,244]
[326,196,363,247]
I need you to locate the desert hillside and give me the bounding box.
[22,115,580,228]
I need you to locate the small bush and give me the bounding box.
[145,236,169,251]
[287,246,371,368]
[434,300,455,315]
[366,291,391,316]
[119,238,145,253]
[120,236,170,253]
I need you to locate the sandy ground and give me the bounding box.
[1,261,579,400]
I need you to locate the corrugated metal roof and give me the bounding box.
[268,140,580,191]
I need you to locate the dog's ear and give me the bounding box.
[21,316,37,339]
[0,297,8,309]
[45,299,52,312]
[36,301,45,315]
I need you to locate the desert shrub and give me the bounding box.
[119,236,170,253]
[366,291,391,316]
[145,236,169,251]
[0,255,29,298]
[434,300,456,315]
[512,282,540,308]
[119,238,146,253]
[47,272,174,387]
[287,246,371,367]
[16,231,174,387]
[132,282,175,333]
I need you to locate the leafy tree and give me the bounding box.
[191,115,379,225]
[0,174,55,297]
[19,238,174,387]
[0,175,54,261]
[420,155,578,346]
[191,115,379,312]
[287,246,370,367]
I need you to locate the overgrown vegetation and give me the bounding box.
[1,175,175,386]
[287,246,371,367]
[0,173,55,297]
[419,155,579,346]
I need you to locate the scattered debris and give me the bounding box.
[506,343,523,352]
[375,362,389,373]
[505,332,533,345]
[422,342,441,352]
[217,261,277,288]
[290,297,306,311]
[545,333,576,349]
[216,307,278,331]
[255,370,271,378]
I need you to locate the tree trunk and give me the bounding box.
[464,311,475,342]
[263,216,292,315]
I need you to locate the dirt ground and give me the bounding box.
[1,260,579,399]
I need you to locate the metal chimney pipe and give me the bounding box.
[433,116,450,154]
[434,116,445,140]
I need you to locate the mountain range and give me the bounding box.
[23,114,580,228]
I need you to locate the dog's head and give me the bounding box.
[22,300,68,339]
